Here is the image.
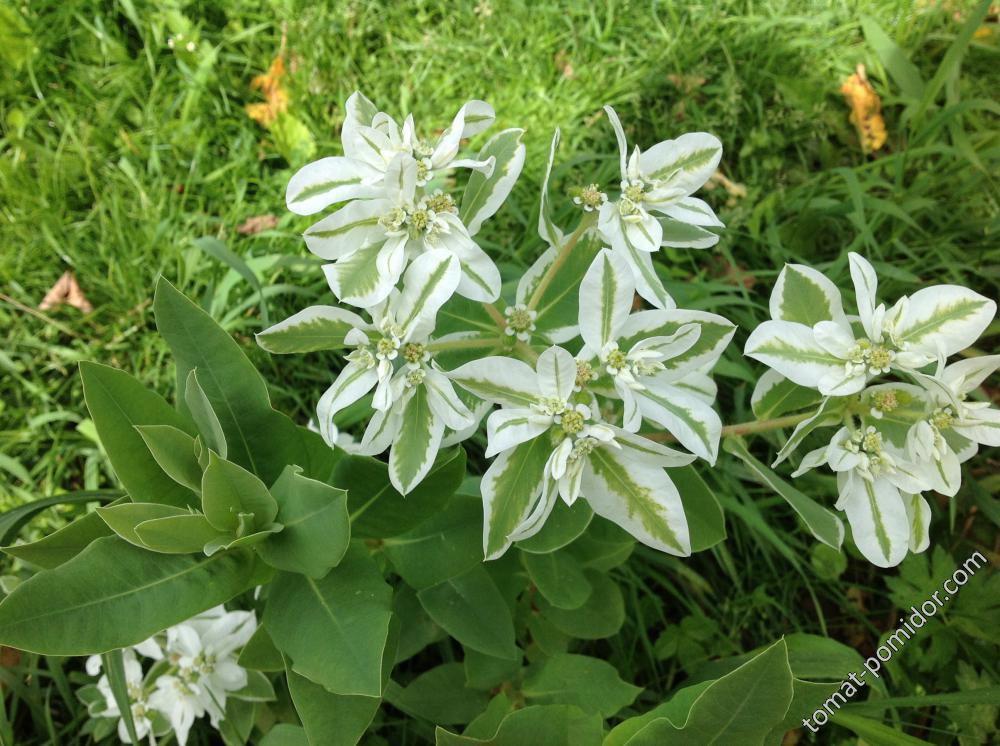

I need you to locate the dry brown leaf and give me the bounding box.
[38,271,93,313]
[667,73,706,94]
[840,63,887,154]
[554,49,575,79]
[247,30,290,127]
[237,214,279,235]
[705,168,747,207]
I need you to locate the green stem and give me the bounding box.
[642,411,813,443]
[427,336,503,353]
[527,212,597,311]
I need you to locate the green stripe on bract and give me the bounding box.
[290,177,362,205]
[452,376,537,408]
[600,254,616,346]
[392,387,435,490]
[864,479,891,560]
[621,319,731,372]
[647,147,718,181]
[588,448,684,553]
[308,216,380,239]
[485,436,551,557]
[461,259,495,296]
[620,233,670,308]
[460,129,523,225]
[750,338,842,365]
[779,265,837,326]
[258,315,354,354]
[639,388,711,455]
[398,258,453,333]
[897,297,990,346]
[334,243,384,300]
[751,373,823,420]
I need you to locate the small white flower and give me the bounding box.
[503,303,537,342]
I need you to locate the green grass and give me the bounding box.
[1,0,999,743]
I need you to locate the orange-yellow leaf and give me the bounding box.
[840,63,887,154]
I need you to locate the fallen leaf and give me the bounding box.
[39,271,93,313]
[237,214,279,235]
[840,63,887,154]
[705,168,747,207]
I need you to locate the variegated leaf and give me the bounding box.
[582,448,690,556]
[256,306,368,354]
[839,472,909,568]
[481,436,551,559]
[750,369,824,420]
[635,381,721,463]
[894,285,995,356]
[389,386,444,495]
[447,357,540,408]
[579,249,633,353]
[769,264,847,327]
[744,320,843,390]
[461,128,526,236]
[620,309,735,379]
[285,157,382,216]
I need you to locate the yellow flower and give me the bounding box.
[840,64,887,154]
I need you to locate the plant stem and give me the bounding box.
[527,212,597,311]
[642,411,813,443]
[427,336,503,353]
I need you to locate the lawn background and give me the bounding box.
[1,0,998,743]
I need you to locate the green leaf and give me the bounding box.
[256,305,363,354]
[750,369,824,420]
[384,496,482,590]
[153,277,334,484]
[516,500,593,554]
[624,639,794,744]
[463,648,521,691]
[831,712,932,745]
[671,465,726,552]
[238,625,285,672]
[418,565,518,661]
[522,654,640,718]
[135,425,203,492]
[3,509,113,569]
[0,536,258,654]
[102,649,140,744]
[201,452,278,533]
[0,491,120,546]
[435,704,603,745]
[390,384,440,495]
[256,466,350,578]
[230,669,277,703]
[538,569,624,640]
[394,585,446,664]
[521,550,592,610]
[265,545,393,697]
[860,15,925,101]
[185,369,228,460]
[326,241,384,303]
[134,513,227,554]
[338,447,465,538]
[725,438,844,550]
[386,663,490,725]
[530,234,602,337]
[259,724,308,746]
[286,664,380,746]
[80,362,197,508]
[96,503,189,547]
[461,128,526,235]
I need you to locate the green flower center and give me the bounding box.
[402,342,425,364]
[376,337,398,358]
[405,368,426,387]
[871,390,898,413]
[426,192,456,214]
[507,307,534,333]
[561,410,585,435]
[575,360,595,389]
[931,407,954,430]
[606,349,628,371]
[868,346,892,370]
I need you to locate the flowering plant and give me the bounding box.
[0,92,994,744]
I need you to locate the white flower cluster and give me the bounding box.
[746,253,997,567]
[81,606,256,745]
[264,94,733,560]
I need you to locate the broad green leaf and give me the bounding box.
[256,466,349,578]
[256,305,364,354]
[386,663,490,725]
[516,500,593,554]
[521,549,592,610]
[201,452,278,533]
[481,436,551,559]
[766,678,841,743]
[384,496,482,590]
[625,639,794,744]
[769,264,845,327]
[584,448,690,555]
[185,369,228,459]
[417,565,518,661]
[671,465,726,552]
[0,536,258,654]
[153,278,334,484]
[3,509,112,569]
[220,696,256,746]
[522,654,640,718]
[259,724,308,746]
[134,513,227,554]
[285,664,380,746]
[265,546,393,697]
[80,362,197,508]
[461,128,526,235]
[230,669,277,703]
[726,438,844,550]
[96,503,188,547]
[390,385,441,495]
[394,585,446,664]
[463,648,521,691]
[135,425,202,492]
[338,447,465,538]
[435,704,603,746]
[0,491,119,547]
[750,369,824,420]
[539,569,624,640]
[568,519,635,571]
[238,625,284,672]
